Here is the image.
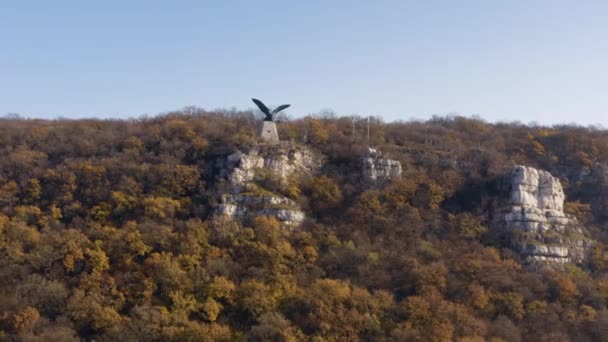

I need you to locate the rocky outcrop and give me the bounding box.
[362,148,402,182]
[216,144,319,228]
[500,165,591,265]
[224,145,318,192]
[506,166,568,234]
[216,193,305,226]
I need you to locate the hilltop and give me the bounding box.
[2,109,608,340]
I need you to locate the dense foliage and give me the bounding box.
[3,109,608,341]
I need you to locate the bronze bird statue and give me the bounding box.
[252,98,290,122]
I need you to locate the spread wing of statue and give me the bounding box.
[252,98,290,122]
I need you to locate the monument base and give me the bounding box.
[259,121,279,143]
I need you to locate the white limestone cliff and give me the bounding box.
[362,148,402,182]
[501,165,590,265]
[216,193,305,226]
[225,146,317,192]
[216,144,319,228]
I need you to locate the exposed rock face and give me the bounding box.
[501,165,590,265]
[362,148,402,182]
[217,193,305,226]
[216,144,319,227]
[511,166,565,212]
[225,145,317,192]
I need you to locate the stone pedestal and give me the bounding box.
[259,121,279,143]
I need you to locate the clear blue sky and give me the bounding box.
[1,1,608,125]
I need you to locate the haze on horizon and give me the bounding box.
[1,1,607,126]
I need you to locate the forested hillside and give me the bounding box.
[3,109,608,341]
